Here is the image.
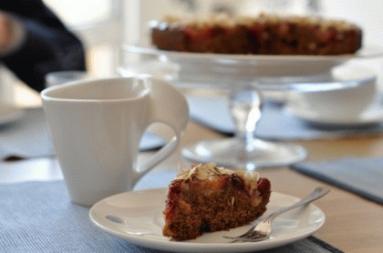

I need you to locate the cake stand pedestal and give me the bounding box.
[122,45,379,169]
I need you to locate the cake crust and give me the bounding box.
[162,164,271,240]
[151,14,362,55]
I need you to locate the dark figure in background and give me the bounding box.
[0,0,86,92]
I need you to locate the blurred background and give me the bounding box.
[4,0,383,106]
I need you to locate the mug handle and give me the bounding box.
[131,78,189,184]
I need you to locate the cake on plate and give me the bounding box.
[151,13,362,55]
[162,163,271,241]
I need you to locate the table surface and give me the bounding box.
[1,103,383,253]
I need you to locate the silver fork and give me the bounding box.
[224,187,330,243]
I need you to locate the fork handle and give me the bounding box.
[266,187,329,221]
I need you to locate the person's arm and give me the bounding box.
[0,0,86,92]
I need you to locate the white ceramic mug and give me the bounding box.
[41,77,189,206]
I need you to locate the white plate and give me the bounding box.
[90,188,325,253]
[124,45,383,88]
[287,103,383,126]
[0,104,24,125]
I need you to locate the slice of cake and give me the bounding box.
[162,163,271,240]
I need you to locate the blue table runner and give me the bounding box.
[292,157,383,204]
[0,181,342,252]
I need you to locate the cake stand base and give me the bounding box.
[182,138,307,170]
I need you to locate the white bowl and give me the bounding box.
[288,65,377,121]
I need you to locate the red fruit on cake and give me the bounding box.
[162,163,271,241]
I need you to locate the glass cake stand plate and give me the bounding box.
[125,44,383,89]
[122,45,379,169]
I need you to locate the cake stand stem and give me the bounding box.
[229,88,263,169]
[182,87,307,170]
[230,87,262,141]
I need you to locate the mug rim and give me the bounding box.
[41,76,153,103]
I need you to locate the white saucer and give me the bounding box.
[90,188,325,253]
[286,103,383,127]
[0,104,24,125]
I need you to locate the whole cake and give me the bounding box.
[151,14,362,55]
[162,163,271,241]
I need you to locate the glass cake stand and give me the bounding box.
[121,45,381,170]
